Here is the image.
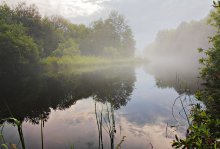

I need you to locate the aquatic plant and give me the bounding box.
[0,118,25,149]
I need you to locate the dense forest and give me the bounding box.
[0,2,136,73]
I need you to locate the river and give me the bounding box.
[0,62,201,149]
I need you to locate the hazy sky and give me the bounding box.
[1,0,213,50]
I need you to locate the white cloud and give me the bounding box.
[0,0,111,18]
[1,0,212,50]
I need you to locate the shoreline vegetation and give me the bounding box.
[172,1,220,148]
[1,1,220,149]
[41,56,148,68]
[0,2,143,148]
[0,2,137,75]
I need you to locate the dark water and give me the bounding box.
[0,63,201,149]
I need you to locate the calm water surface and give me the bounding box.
[0,64,200,149]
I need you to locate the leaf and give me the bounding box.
[198,48,203,53]
[172,142,179,147]
[1,144,9,149]
[199,58,205,64]
[10,143,17,149]
[175,135,179,141]
[213,1,216,5]
[7,118,21,126]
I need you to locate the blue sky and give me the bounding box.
[2,0,213,50]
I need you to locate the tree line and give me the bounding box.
[172,1,220,148]
[0,2,136,73]
[144,17,215,63]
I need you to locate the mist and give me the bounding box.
[143,17,216,94]
[145,17,215,63]
[1,1,219,149]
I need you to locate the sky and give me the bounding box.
[1,0,213,51]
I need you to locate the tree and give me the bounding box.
[105,11,135,57]
[80,19,112,56]
[0,20,39,73]
[80,11,135,57]
[198,2,220,118]
[50,16,90,45]
[0,2,64,57]
[173,2,220,148]
[52,39,80,57]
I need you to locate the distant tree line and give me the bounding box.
[0,2,135,73]
[144,17,215,63]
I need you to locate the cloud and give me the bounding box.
[99,0,213,49]
[0,0,111,18]
[1,0,213,50]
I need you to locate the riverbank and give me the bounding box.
[41,56,148,68]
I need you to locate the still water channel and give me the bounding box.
[0,63,201,149]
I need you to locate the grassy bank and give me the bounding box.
[41,56,148,68]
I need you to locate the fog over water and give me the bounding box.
[1,66,190,149]
[144,16,216,93]
[0,1,216,149]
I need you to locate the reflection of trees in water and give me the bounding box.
[0,66,135,124]
[92,68,135,110]
[155,73,201,95]
[145,62,202,95]
[145,60,220,120]
[91,67,135,149]
[95,102,120,149]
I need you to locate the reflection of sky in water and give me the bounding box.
[120,68,180,126]
[2,67,188,149]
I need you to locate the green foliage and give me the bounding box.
[1,144,9,149]
[52,39,80,57]
[70,144,74,149]
[173,3,220,148]
[213,1,220,7]
[103,47,119,58]
[0,2,136,73]
[172,104,220,149]
[0,19,39,73]
[198,2,220,119]
[42,56,110,67]
[0,2,68,57]
[1,118,25,149]
[0,3,13,23]
[80,11,135,57]
[48,16,90,57]
[41,55,142,68]
[50,16,90,42]
[11,3,63,57]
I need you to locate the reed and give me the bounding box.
[1,118,25,149]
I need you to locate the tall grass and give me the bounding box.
[41,55,148,67]
[94,102,126,149]
[1,118,25,149]
[40,115,45,149]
